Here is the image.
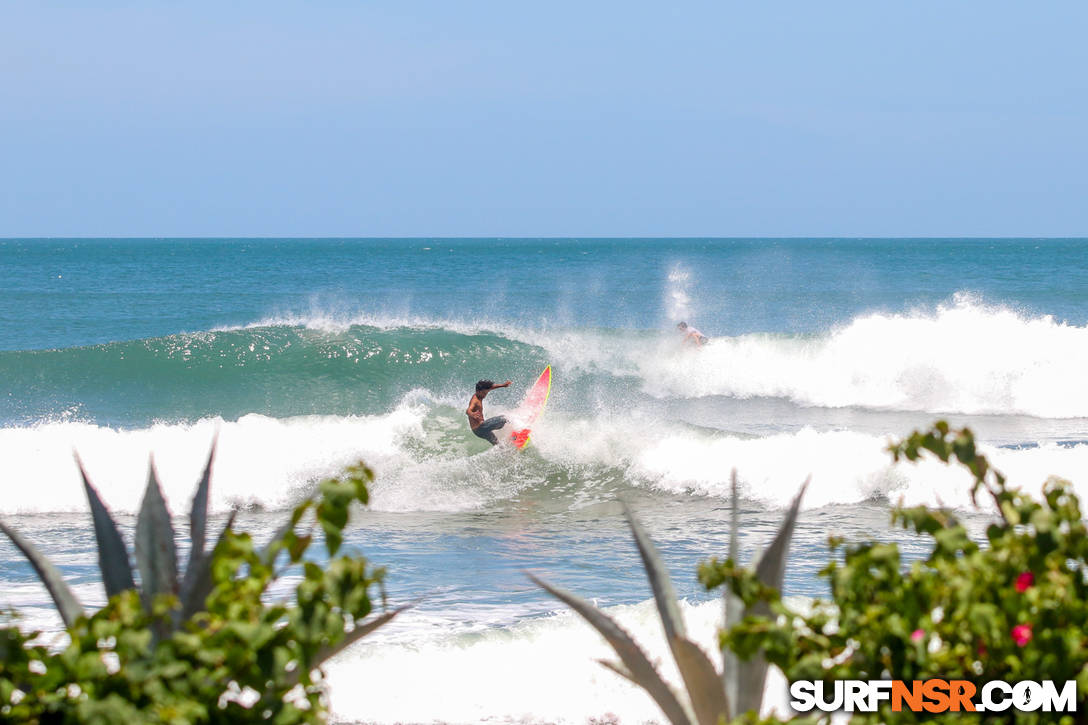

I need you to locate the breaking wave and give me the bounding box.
[4,402,1088,516]
[6,294,1085,426]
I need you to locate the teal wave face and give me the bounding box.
[8,293,1088,426]
[0,325,549,426]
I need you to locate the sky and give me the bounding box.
[2,1,1087,237]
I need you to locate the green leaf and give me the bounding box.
[134,459,179,611]
[321,522,344,558]
[75,454,136,599]
[0,518,85,628]
[260,499,316,567]
[529,572,693,725]
[178,510,236,623]
[307,605,410,673]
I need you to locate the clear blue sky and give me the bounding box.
[2,1,1086,237]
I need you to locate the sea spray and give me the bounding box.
[665,262,694,325]
[635,294,1088,417]
[7,406,1088,516]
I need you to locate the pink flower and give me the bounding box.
[1015,572,1034,593]
[1011,624,1032,647]
[911,629,925,642]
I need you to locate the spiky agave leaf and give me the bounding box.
[259,497,316,568]
[753,477,809,596]
[529,572,693,725]
[186,434,217,569]
[134,459,179,612]
[623,502,729,725]
[723,469,742,716]
[598,658,639,685]
[306,605,410,673]
[177,509,236,625]
[0,519,85,628]
[734,477,808,716]
[75,453,136,599]
[281,606,411,688]
[176,436,218,625]
[670,635,730,725]
[623,502,687,640]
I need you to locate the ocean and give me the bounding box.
[3,237,1088,722]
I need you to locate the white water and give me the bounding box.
[4,401,1088,516]
[223,294,1088,418]
[0,406,426,515]
[637,294,1088,418]
[325,598,792,725]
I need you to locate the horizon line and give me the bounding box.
[4,235,1088,241]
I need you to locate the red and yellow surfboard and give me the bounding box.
[509,365,551,449]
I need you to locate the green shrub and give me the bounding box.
[0,443,404,724]
[710,422,1088,723]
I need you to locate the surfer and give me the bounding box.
[467,379,512,445]
[677,321,709,346]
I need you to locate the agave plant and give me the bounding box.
[529,472,807,725]
[0,437,402,646]
[0,441,409,721]
[0,438,230,634]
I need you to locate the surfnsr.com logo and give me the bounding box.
[790,680,1077,713]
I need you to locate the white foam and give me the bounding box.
[5,403,1088,515]
[0,581,104,635]
[366,444,533,513]
[221,294,1088,418]
[212,308,509,337]
[325,598,793,724]
[529,415,1088,512]
[0,405,428,515]
[633,294,1088,418]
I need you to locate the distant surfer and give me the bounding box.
[677,321,708,346]
[467,379,512,445]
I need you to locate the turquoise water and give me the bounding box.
[2,238,1088,722]
[5,237,1088,425]
[6,238,1088,351]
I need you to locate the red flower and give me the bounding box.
[910,629,925,642]
[1015,572,1034,592]
[1011,624,1032,647]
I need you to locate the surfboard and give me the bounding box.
[510,365,551,449]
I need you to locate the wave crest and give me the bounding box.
[633,294,1088,418]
